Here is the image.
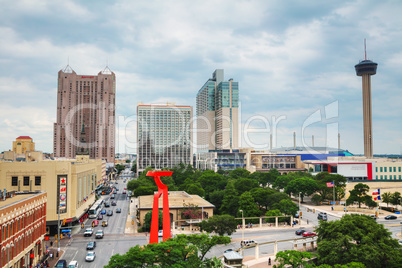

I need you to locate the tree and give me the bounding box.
[185,183,205,197]
[273,199,298,216]
[115,164,125,175]
[142,210,163,232]
[274,250,316,268]
[311,194,322,205]
[228,168,250,180]
[285,177,318,202]
[105,234,230,268]
[209,190,225,214]
[233,177,259,195]
[238,191,260,220]
[199,215,237,236]
[316,214,402,267]
[382,192,392,207]
[131,162,137,173]
[220,182,240,216]
[265,209,282,223]
[181,203,202,219]
[170,163,196,186]
[390,192,402,207]
[198,170,228,200]
[315,172,347,201]
[250,187,276,211]
[346,183,370,208]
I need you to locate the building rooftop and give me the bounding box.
[16,136,32,140]
[0,193,36,209]
[138,191,215,209]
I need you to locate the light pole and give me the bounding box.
[57,204,60,257]
[239,210,244,242]
[299,192,301,225]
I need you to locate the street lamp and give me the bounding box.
[239,210,244,242]
[299,192,301,225]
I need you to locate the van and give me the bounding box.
[240,240,257,247]
[68,261,78,268]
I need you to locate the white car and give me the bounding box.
[84,228,93,237]
[95,230,104,239]
[158,230,173,237]
[86,252,96,262]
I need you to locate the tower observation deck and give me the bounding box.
[355,59,378,158]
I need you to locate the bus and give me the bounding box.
[88,199,104,218]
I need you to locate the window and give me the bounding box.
[12,177,18,186]
[384,167,387,172]
[399,167,401,172]
[23,177,29,186]
[376,167,378,172]
[399,175,401,180]
[394,167,396,172]
[35,176,41,186]
[380,167,383,172]
[385,175,388,180]
[380,175,383,180]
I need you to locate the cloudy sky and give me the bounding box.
[1,0,401,155]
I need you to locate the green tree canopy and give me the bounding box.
[199,214,237,236]
[238,191,260,218]
[220,182,240,216]
[316,214,402,267]
[115,164,125,175]
[390,192,401,207]
[198,170,228,200]
[382,192,392,207]
[233,177,259,195]
[105,234,230,268]
[273,199,298,216]
[285,177,319,202]
[274,250,316,268]
[142,210,163,232]
[346,183,371,208]
[228,168,251,180]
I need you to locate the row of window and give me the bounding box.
[376,166,402,173]
[11,176,41,187]
[376,175,402,180]
[1,204,45,242]
[0,220,46,267]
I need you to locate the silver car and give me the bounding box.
[86,251,96,262]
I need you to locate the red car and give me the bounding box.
[302,231,316,237]
[92,220,99,227]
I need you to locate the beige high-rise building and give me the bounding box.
[196,69,239,152]
[53,65,116,163]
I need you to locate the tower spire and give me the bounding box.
[364,38,367,60]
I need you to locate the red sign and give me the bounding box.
[45,236,49,241]
[65,218,73,223]
[30,253,34,258]
[36,240,41,245]
[81,76,94,78]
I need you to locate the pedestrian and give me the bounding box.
[307,219,309,224]
[49,252,53,260]
[50,241,53,247]
[268,257,271,265]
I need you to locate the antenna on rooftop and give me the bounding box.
[364,38,367,60]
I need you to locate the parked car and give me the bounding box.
[302,231,317,237]
[55,260,67,268]
[84,228,93,237]
[97,215,103,220]
[116,208,122,213]
[85,252,96,262]
[107,210,113,216]
[95,230,104,239]
[86,241,96,250]
[224,249,234,253]
[295,229,306,235]
[385,215,397,220]
[92,220,99,227]
[111,201,117,206]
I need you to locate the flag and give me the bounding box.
[374,196,381,201]
[372,189,380,195]
[326,182,334,187]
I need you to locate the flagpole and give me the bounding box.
[333,181,335,206]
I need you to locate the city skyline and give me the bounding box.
[1,1,401,155]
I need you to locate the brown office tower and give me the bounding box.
[355,53,377,158]
[53,65,116,163]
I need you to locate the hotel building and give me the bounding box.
[53,65,116,163]
[137,103,193,175]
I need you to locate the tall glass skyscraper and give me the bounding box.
[137,104,193,175]
[196,69,239,152]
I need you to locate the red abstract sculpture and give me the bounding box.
[147,170,173,243]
